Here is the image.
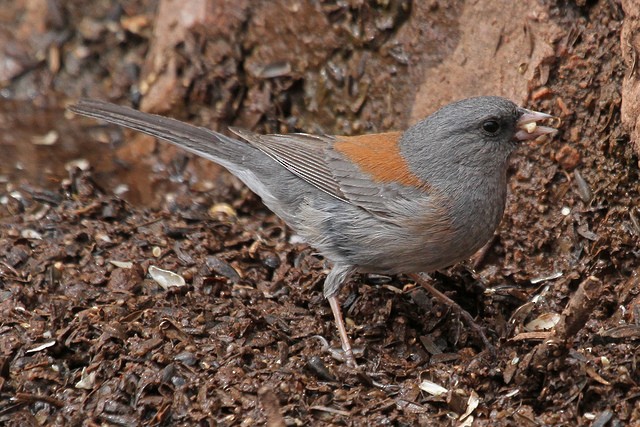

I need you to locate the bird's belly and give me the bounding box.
[293,189,505,275]
[354,222,495,274]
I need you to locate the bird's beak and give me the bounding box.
[515,108,559,141]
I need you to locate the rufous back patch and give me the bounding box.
[334,132,429,189]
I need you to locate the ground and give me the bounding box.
[0,0,639,426]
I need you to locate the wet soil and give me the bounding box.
[1,0,639,425]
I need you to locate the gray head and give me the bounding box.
[401,96,555,180]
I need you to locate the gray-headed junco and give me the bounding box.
[70,96,557,367]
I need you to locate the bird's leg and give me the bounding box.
[409,273,495,354]
[323,264,358,367]
[328,295,356,367]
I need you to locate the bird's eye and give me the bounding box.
[482,119,501,134]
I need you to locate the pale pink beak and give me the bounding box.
[515,108,558,141]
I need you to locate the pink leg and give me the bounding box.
[328,295,357,367]
[409,273,494,353]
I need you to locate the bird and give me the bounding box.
[69,96,557,367]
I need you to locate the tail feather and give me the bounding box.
[69,99,316,226]
[69,99,247,169]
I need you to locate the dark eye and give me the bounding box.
[482,119,501,134]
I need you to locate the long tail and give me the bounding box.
[69,99,315,225]
[69,99,250,170]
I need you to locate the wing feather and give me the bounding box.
[229,127,431,218]
[230,128,347,201]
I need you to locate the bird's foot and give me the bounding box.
[409,273,495,355]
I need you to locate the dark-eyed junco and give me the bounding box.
[69,97,557,367]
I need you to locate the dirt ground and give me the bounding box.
[1,0,639,425]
